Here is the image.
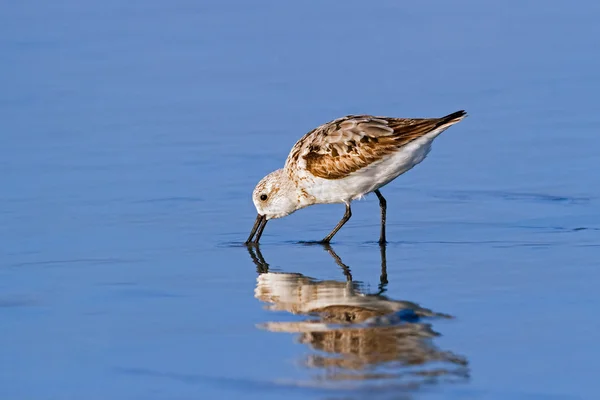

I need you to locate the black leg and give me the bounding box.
[378,243,388,294]
[374,189,387,244]
[320,203,352,243]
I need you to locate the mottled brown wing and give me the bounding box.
[290,111,466,180]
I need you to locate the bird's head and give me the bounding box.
[246,169,300,244]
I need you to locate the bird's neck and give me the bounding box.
[287,174,318,210]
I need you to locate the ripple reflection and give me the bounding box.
[247,245,469,388]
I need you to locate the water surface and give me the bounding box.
[1,1,600,399]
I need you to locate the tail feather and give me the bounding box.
[437,110,467,128]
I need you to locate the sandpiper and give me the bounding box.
[246,110,467,244]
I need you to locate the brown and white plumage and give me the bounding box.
[246,110,467,244]
[286,111,466,180]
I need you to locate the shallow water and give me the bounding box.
[2,1,600,399]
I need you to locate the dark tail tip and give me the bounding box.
[444,110,467,121]
[436,110,467,128]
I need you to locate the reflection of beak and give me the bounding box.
[245,214,268,244]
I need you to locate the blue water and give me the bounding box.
[2,1,600,399]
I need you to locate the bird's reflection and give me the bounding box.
[247,244,469,387]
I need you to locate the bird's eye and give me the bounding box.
[260,194,268,201]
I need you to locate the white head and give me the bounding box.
[246,169,301,244]
[251,169,299,220]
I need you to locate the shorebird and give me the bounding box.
[246,110,467,244]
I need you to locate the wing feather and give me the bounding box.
[285,111,466,180]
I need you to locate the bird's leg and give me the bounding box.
[378,242,388,294]
[374,189,387,244]
[320,203,352,243]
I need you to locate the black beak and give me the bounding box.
[245,214,268,244]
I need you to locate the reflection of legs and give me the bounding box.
[322,244,353,282]
[321,203,352,244]
[374,190,387,244]
[378,243,388,294]
[324,242,387,290]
